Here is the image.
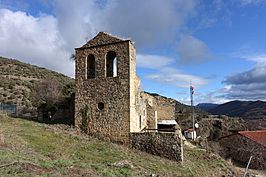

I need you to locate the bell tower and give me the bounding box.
[74,32,142,143]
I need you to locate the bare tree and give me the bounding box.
[31,79,63,107]
[69,53,76,61]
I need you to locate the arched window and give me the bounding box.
[87,54,95,79]
[106,51,117,77]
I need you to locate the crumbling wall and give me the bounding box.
[142,92,157,129]
[149,94,176,121]
[142,92,177,130]
[133,77,147,131]
[130,132,183,161]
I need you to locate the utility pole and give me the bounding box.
[243,156,253,177]
[190,83,195,140]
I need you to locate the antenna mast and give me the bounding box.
[190,82,195,140]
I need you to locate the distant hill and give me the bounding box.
[197,103,219,111]
[0,56,73,115]
[208,100,266,119]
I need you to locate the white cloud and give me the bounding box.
[137,54,175,69]
[0,0,213,78]
[221,83,266,100]
[240,54,266,65]
[0,8,74,77]
[0,0,202,77]
[136,53,209,93]
[238,0,266,6]
[224,54,266,85]
[175,88,231,105]
[147,67,208,88]
[221,54,266,101]
[51,0,198,49]
[52,0,99,51]
[100,0,197,48]
[195,89,231,104]
[177,34,212,64]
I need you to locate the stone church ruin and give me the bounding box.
[74,32,183,161]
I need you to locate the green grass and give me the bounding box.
[0,113,235,177]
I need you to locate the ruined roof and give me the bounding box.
[239,130,266,147]
[77,32,130,49]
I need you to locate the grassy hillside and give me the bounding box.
[0,56,73,116]
[0,113,237,177]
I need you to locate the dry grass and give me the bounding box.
[0,113,237,177]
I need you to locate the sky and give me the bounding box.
[0,0,266,105]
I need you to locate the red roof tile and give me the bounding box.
[239,130,266,147]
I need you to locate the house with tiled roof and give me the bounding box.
[239,130,266,147]
[219,130,266,170]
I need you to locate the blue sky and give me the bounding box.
[1,0,266,104]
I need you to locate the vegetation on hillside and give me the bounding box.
[0,113,237,177]
[208,100,266,120]
[0,56,74,117]
[0,57,71,81]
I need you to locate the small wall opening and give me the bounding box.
[97,102,104,110]
[106,51,117,77]
[139,115,141,129]
[87,54,95,79]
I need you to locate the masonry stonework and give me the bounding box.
[130,132,183,161]
[75,32,146,144]
[74,32,183,162]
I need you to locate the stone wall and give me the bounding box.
[142,92,157,129]
[130,132,183,161]
[133,77,147,131]
[75,32,150,144]
[129,41,147,132]
[219,134,266,170]
[75,33,134,144]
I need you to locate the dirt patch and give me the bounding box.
[17,162,52,175]
[65,166,102,177]
[0,161,53,175]
[0,134,9,150]
[0,143,9,151]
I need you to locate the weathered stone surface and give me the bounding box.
[142,92,176,122]
[75,32,145,144]
[74,33,183,163]
[130,132,183,161]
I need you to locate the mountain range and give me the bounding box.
[198,100,266,119]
